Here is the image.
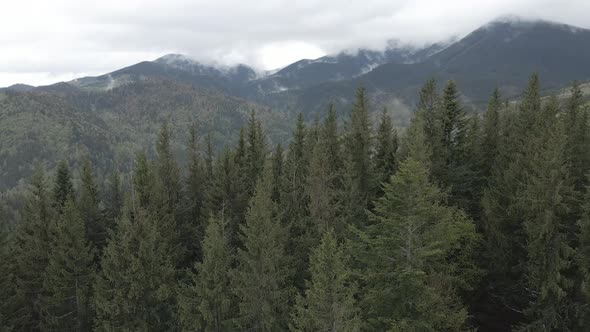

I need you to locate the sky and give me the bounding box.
[1,0,589,87]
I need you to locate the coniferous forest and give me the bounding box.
[2,74,590,331]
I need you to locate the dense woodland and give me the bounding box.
[1,74,590,331]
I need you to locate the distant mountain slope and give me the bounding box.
[2,17,590,191]
[245,43,446,94]
[281,18,590,115]
[70,54,260,97]
[0,78,291,190]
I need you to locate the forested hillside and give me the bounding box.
[0,78,293,191]
[1,74,589,331]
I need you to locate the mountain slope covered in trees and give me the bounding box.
[2,75,590,331]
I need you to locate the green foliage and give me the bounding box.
[79,158,107,251]
[232,167,293,331]
[52,160,75,214]
[183,124,207,262]
[342,87,374,228]
[6,167,52,330]
[281,113,313,290]
[2,76,590,332]
[103,170,122,233]
[290,230,361,332]
[180,214,235,332]
[374,108,398,189]
[359,157,477,331]
[94,207,178,331]
[40,200,96,331]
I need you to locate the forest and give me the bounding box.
[1,73,590,331]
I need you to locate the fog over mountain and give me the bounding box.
[1,0,590,86]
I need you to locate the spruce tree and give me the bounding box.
[94,207,178,331]
[306,135,341,237]
[360,157,477,331]
[180,214,236,332]
[184,124,206,262]
[374,107,398,187]
[281,113,312,290]
[290,230,361,332]
[440,80,472,208]
[271,143,284,203]
[40,200,96,331]
[104,170,122,232]
[482,75,574,330]
[417,78,444,179]
[322,103,343,179]
[0,218,17,330]
[564,81,590,192]
[481,88,502,181]
[246,110,266,194]
[208,148,240,249]
[342,87,374,228]
[156,123,181,215]
[233,127,251,226]
[52,160,74,214]
[79,158,106,251]
[7,167,52,331]
[133,152,155,209]
[232,166,293,331]
[517,97,574,331]
[577,180,590,326]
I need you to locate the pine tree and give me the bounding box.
[94,207,178,331]
[7,167,53,330]
[79,158,106,251]
[52,160,74,214]
[359,157,477,331]
[180,214,236,332]
[232,166,293,331]
[374,107,398,187]
[290,230,361,332]
[40,200,96,331]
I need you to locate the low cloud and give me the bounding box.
[1,0,589,86]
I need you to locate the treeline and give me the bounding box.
[1,75,589,331]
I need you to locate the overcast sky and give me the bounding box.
[1,0,589,87]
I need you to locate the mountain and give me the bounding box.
[70,54,260,97]
[244,42,447,94]
[284,17,590,115]
[0,78,292,191]
[2,17,590,191]
[0,84,35,93]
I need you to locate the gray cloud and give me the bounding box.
[1,0,589,86]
